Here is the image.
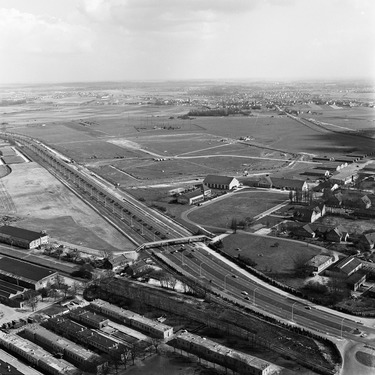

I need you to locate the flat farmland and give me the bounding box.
[113,158,216,181]
[221,233,320,276]
[9,123,95,144]
[115,132,219,156]
[305,106,375,131]
[187,190,288,228]
[179,141,293,159]
[51,139,143,162]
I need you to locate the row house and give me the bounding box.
[23,325,105,371]
[69,307,109,329]
[0,331,80,375]
[89,299,174,339]
[171,331,272,375]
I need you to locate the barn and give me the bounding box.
[0,226,49,249]
[203,175,240,190]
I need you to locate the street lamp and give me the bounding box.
[224,273,231,291]
[291,302,297,322]
[199,261,204,278]
[340,318,345,339]
[253,287,259,305]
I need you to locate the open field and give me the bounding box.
[221,233,320,276]
[0,162,133,252]
[187,190,289,229]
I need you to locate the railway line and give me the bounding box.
[3,132,192,247]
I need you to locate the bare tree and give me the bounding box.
[24,290,39,312]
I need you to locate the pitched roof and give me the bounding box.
[334,256,362,275]
[270,177,305,189]
[0,256,56,282]
[203,175,237,185]
[0,225,47,242]
[362,232,375,245]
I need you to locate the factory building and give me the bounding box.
[0,226,48,249]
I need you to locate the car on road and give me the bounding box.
[231,275,238,278]
[241,291,248,296]
[244,296,251,301]
[360,333,367,337]
[305,306,312,310]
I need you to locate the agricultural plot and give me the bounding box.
[51,139,143,162]
[305,106,375,131]
[113,158,215,181]
[124,133,221,156]
[221,234,320,276]
[187,190,288,229]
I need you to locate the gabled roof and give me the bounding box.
[362,232,375,245]
[203,175,237,185]
[270,177,305,189]
[0,256,56,282]
[0,225,47,242]
[334,256,362,275]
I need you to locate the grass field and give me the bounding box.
[187,190,289,229]
[221,233,320,276]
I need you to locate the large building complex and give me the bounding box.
[0,226,48,249]
[0,331,80,375]
[23,325,105,371]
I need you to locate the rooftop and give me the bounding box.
[176,332,270,370]
[0,331,79,375]
[203,175,237,185]
[306,255,333,268]
[24,326,101,363]
[0,257,56,283]
[91,299,173,333]
[0,226,47,242]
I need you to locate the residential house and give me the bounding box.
[326,225,349,242]
[203,175,240,190]
[291,224,316,238]
[294,203,326,223]
[358,232,375,251]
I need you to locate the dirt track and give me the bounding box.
[0,162,134,252]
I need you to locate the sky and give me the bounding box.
[0,0,374,84]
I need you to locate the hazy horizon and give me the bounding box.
[1,0,374,85]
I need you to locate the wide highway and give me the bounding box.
[4,131,375,346]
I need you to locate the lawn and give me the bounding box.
[221,233,320,277]
[187,190,289,229]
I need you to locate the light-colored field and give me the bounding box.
[187,190,288,228]
[0,162,133,252]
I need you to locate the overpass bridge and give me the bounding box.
[135,235,211,252]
